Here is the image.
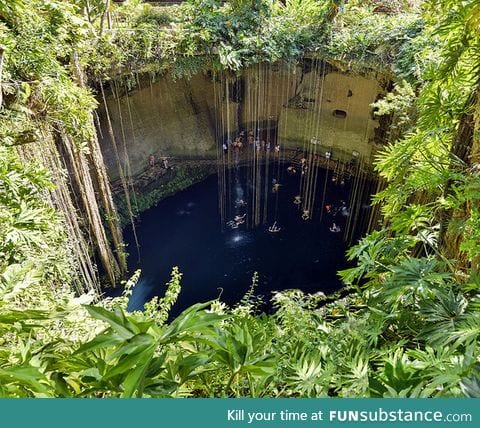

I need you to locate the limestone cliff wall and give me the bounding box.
[97,73,217,181]
[98,62,385,183]
[278,70,383,160]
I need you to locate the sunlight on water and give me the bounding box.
[226,230,254,249]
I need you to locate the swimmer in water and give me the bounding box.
[329,223,341,233]
[234,213,246,222]
[233,213,246,225]
[340,201,349,216]
[268,221,281,233]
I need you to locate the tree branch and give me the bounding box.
[99,0,111,37]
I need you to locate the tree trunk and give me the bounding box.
[437,91,477,257]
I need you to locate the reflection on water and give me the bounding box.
[111,166,360,317]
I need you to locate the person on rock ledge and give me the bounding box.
[148,154,155,168]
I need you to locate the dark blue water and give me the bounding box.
[117,166,354,317]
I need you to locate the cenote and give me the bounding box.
[99,58,383,316]
[7,0,475,400]
[118,162,372,317]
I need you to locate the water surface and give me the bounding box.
[119,166,355,317]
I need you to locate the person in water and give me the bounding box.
[302,209,310,220]
[300,158,308,175]
[226,220,238,229]
[234,213,246,225]
[293,195,302,205]
[268,221,281,233]
[330,222,341,233]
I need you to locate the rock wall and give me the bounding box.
[98,61,385,184]
[97,73,217,181]
[278,69,384,161]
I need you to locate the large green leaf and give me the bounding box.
[0,366,51,396]
[85,306,137,339]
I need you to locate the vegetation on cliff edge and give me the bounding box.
[1,0,480,398]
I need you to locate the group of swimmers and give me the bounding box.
[286,158,309,176]
[227,213,246,229]
[292,195,311,220]
[325,200,349,217]
[227,201,346,233]
[227,213,282,234]
[223,130,281,154]
[325,201,348,233]
[284,149,361,187]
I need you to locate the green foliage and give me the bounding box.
[144,267,182,325]
[114,163,216,225]
[372,80,417,142]
[2,0,480,400]
[372,0,480,264]
[1,256,479,398]
[134,4,181,27]
[327,3,423,70]
[0,146,71,298]
[77,0,422,78]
